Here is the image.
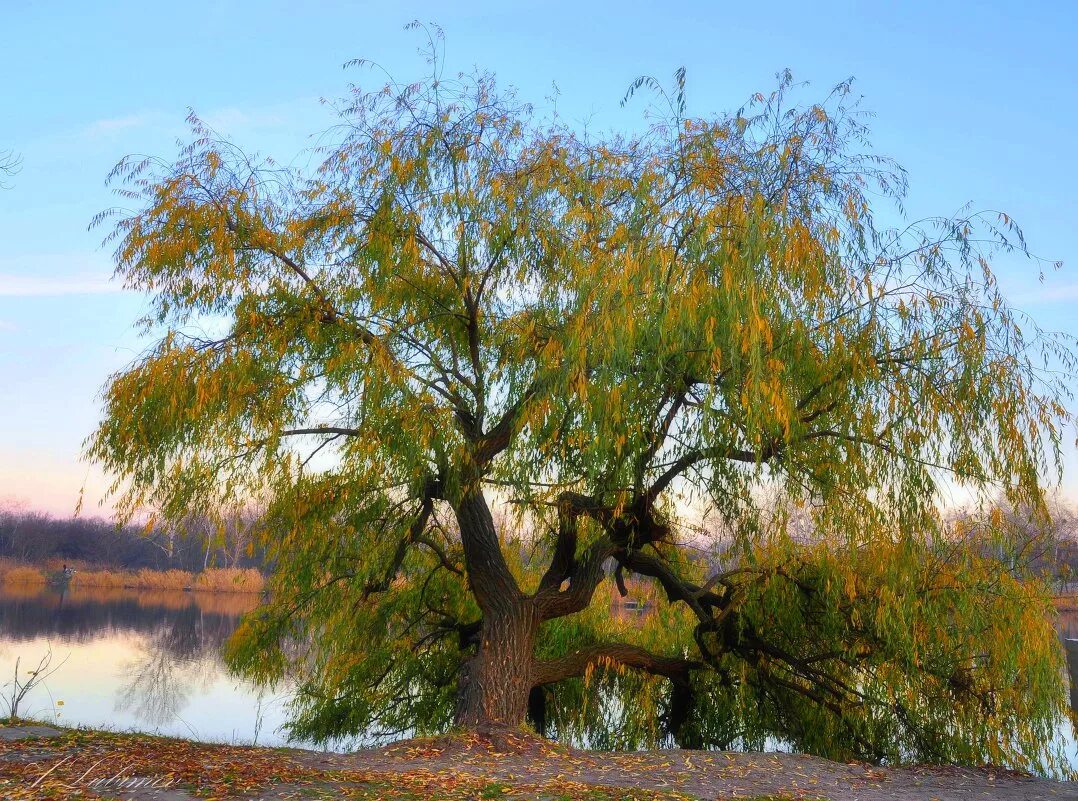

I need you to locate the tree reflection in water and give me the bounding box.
[115,599,253,729]
[116,625,208,727]
[0,585,258,731]
[1064,639,1078,716]
[0,586,319,746]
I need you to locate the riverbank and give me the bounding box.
[0,723,1074,801]
[1056,593,1078,612]
[0,560,264,593]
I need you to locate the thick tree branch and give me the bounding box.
[533,643,701,686]
[474,377,544,465]
[535,533,615,620]
[617,548,723,619]
[537,496,581,592]
[647,441,780,501]
[455,488,523,613]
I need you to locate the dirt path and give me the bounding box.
[296,730,1078,801]
[1,724,1076,800]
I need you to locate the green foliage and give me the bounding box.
[89,35,1076,775]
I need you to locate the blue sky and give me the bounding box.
[2,0,1076,516]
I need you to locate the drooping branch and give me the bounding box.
[413,532,464,576]
[360,494,436,599]
[281,426,363,437]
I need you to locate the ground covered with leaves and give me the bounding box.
[0,724,1074,800]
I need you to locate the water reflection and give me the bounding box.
[0,585,257,640]
[1061,612,1078,721]
[0,585,1076,762]
[116,624,214,727]
[0,585,301,747]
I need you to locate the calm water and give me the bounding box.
[1058,613,1078,770]
[0,584,342,749]
[0,584,1077,765]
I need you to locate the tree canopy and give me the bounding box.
[89,47,1076,773]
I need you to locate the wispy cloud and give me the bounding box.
[195,98,333,154]
[0,273,121,297]
[201,106,289,132]
[0,320,16,332]
[1010,283,1078,306]
[82,112,161,138]
[0,252,123,298]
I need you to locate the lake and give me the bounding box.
[0,584,343,750]
[1,584,1077,767]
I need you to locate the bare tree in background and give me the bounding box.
[0,150,20,188]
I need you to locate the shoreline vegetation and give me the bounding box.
[0,559,264,594]
[1,555,1075,610]
[1,556,1075,619]
[1054,593,1078,612]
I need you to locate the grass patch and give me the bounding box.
[133,567,194,590]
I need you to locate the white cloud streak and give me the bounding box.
[82,112,161,138]
[0,273,122,297]
[1010,283,1078,306]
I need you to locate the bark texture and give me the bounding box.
[453,488,537,727]
[454,600,540,726]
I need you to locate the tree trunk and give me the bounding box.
[452,487,537,729]
[668,680,703,749]
[454,598,539,727]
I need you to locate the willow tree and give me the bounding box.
[89,58,1076,771]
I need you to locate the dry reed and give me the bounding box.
[193,567,264,593]
[133,569,194,590]
[0,565,47,586]
[69,569,131,589]
[1,562,263,594]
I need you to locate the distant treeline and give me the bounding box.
[0,508,269,572]
[3,499,1078,588]
[950,501,1078,591]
